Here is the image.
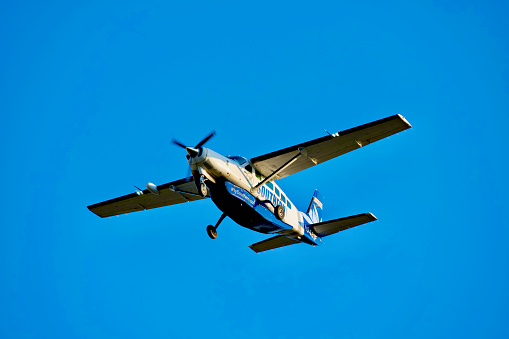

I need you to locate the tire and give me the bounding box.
[200,182,208,197]
[275,205,285,220]
[206,225,217,239]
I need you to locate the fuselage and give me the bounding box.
[188,147,321,245]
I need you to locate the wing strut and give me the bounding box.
[169,185,204,200]
[251,147,313,192]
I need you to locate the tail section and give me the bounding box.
[306,190,324,224]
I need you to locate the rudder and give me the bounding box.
[306,190,324,224]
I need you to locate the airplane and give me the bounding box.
[88,114,411,253]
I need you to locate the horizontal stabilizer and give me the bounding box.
[311,213,377,237]
[249,235,300,253]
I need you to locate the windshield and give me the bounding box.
[228,156,247,165]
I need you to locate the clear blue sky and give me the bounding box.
[1,1,508,338]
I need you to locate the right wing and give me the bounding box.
[311,213,377,237]
[250,114,411,181]
[249,235,301,253]
[88,176,206,218]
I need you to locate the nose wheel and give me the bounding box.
[207,212,227,239]
[206,225,217,239]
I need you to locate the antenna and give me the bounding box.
[134,185,144,195]
[324,129,340,138]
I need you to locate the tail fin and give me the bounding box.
[306,190,324,224]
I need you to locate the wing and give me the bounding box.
[311,213,377,237]
[250,114,411,180]
[249,235,301,253]
[87,176,206,218]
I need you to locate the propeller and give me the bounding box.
[195,131,216,148]
[171,131,216,156]
[171,131,216,188]
[171,139,187,149]
[171,130,216,166]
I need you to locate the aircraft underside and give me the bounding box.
[209,180,285,235]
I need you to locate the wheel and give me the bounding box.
[275,205,285,220]
[200,182,208,197]
[206,225,217,239]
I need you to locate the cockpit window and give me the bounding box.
[228,156,247,165]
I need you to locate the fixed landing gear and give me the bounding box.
[207,212,227,239]
[198,175,209,197]
[200,182,208,197]
[275,205,285,220]
[206,225,217,239]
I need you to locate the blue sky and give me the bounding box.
[1,1,508,338]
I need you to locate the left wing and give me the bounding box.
[88,176,206,218]
[250,114,411,180]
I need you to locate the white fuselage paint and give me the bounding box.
[188,147,305,237]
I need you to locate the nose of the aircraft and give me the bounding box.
[186,147,199,158]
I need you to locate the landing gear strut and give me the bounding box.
[207,212,227,239]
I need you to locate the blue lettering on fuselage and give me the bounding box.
[258,185,286,214]
[226,182,256,207]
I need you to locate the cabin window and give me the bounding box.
[255,170,263,181]
[274,187,280,197]
[287,201,292,209]
[266,182,273,189]
[280,194,286,203]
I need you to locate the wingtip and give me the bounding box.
[367,212,377,221]
[397,114,412,129]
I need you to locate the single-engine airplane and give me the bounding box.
[88,114,411,252]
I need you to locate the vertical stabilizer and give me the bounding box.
[306,190,324,224]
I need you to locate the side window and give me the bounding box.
[280,194,286,204]
[266,182,273,189]
[287,201,292,209]
[274,187,280,197]
[255,170,263,181]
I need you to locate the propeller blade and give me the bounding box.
[195,131,216,149]
[171,138,187,149]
